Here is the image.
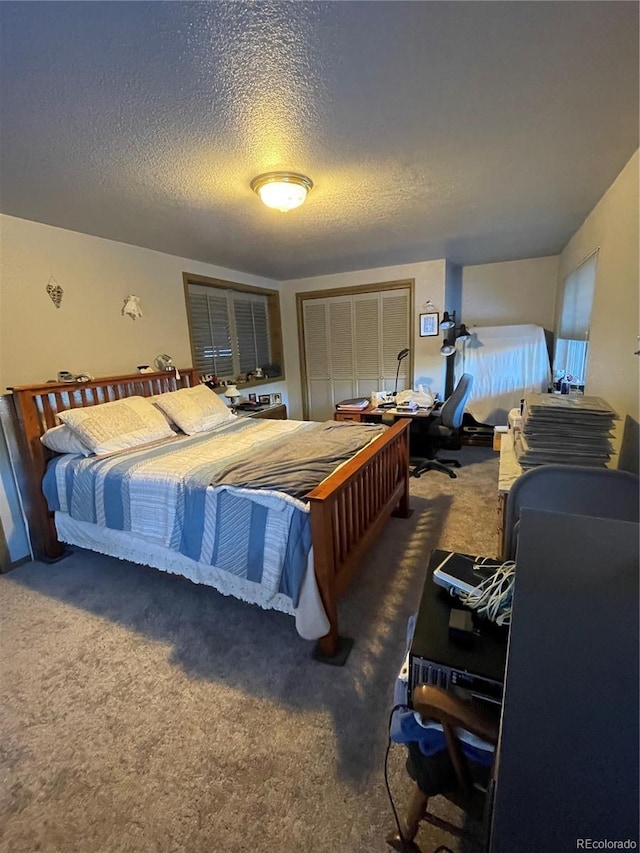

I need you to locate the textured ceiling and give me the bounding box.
[0,1,638,280]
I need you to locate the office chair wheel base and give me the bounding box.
[447,470,457,479]
[385,831,423,853]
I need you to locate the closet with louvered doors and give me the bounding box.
[300,284,412,422]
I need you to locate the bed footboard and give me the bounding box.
[306,418,411,662]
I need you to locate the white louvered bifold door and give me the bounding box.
[354,293,381,399]
[303,300,333,422]
[302,287,410,420]
[381,289,411,393]
[329,297,356,408]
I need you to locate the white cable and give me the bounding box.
[457,559,516,626]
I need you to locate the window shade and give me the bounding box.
[187,284,270,379]
[233,295,271,375]
[558,253,597,340]
[188,290,233,377]
[554,251,598,384]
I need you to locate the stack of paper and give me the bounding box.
[515,393,618,469]
[335,397,370,411]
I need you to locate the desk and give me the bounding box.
[334,406,435,460]
[334,405,433,423]
[490,509,639,851]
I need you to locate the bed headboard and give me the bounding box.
[9,367,199,561]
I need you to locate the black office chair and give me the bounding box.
[411,374,474,479]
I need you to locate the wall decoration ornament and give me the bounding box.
[122,294,143,320]
[46,277,63,309]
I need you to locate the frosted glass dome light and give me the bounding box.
[250,172,313,212]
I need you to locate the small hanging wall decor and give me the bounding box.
[122,294,143,320]
[46,277,63,309]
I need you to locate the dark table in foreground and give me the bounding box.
[490,508,639,851]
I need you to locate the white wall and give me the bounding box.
[462,255,559,329]
[557,150,639,460]
[0,214,285,400]
[0,214,288,561]
[281,260,448,420]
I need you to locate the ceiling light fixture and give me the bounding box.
[250,171,313,212]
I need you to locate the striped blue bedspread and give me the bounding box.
[42,418,321,606]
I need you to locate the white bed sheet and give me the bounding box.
[455,324,551,426]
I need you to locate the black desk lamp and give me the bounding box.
[394,348,410,395]
[439,312,470,398]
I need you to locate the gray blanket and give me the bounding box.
[211,421,387,499]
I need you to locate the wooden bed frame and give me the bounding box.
[10,368,411,663]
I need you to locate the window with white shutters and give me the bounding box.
[184,275,283,382]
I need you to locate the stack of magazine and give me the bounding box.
[515,393,618,468]
[335,397,369,412]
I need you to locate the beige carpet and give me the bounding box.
[1,446,499,853]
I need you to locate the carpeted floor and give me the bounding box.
[1,446,499,853]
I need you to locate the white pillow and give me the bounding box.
[41,424,93,456]
[148,395,182,432]
[153,384,235,435]
[58,396,175,455]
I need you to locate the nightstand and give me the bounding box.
[237,404,287,420]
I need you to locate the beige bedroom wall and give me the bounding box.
[280,260,448,420]
[0,214,283,395]
[556,149,639,461]
[461,255,559,329]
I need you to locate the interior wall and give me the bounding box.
[0,214,287,562]
[0,214,283,394]
[461,255,559,329]
[556,149,639,461]
[280,260,448,420]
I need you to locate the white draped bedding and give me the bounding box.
[455,324,551,426]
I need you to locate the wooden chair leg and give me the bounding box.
[386,784,429,852]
